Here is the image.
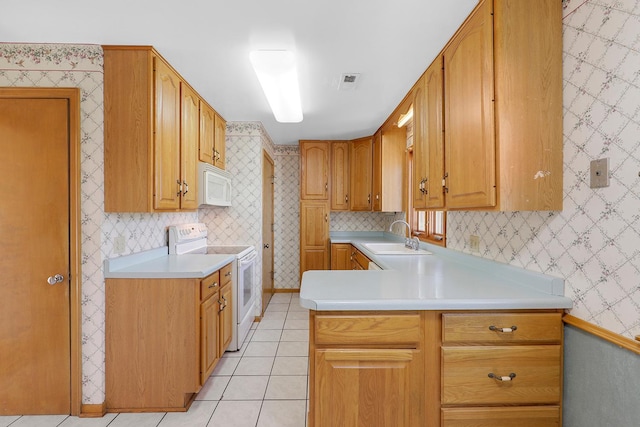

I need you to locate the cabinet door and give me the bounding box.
[300,141,329,200]
[377,128,405,212]
[314,348,422,427]
[372,131,382,211]
[330,141,350,211]
[444,0,496,209]
[300,201,329,275]
[214,113,226,169]
[199,101,215,164]
[330,243,351,270]
[200,292,220,385]
[412,76,428,209]
[219,282,233,354]
[180,83,199,209]
[153,57,182,210]
[349,136,372,211]
[424,58,445,208]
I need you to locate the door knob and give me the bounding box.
[263,243,270,249]
[47,274,64,285]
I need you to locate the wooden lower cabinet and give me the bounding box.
[308,310,563,427]
[309,311,425,427]
[330,243,351,270]
[106,263,233,412]
[314,348,422,427]
[219,281,233,353]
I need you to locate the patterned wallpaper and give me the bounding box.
[200,122,268,314]
[0,43,199,404]
[448,0,640,339]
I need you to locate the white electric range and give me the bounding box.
[168,223,257,351]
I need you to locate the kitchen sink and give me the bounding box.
[362,242,431,255]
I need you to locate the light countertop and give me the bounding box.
[104,247,235,279]
[300,232,573,311]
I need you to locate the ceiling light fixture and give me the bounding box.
[250,50,303,123]
[397,105,413,128]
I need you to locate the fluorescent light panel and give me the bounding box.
[250,50,303,123]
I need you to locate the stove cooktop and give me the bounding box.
[206,245,252,255]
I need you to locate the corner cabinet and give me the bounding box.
[106,263,234,412]
[104,45,225,212]
[442,0,562,210]
[373,128,405,212]
[330,141,350,211]
[349,136,373,211]
[300,140,330,200]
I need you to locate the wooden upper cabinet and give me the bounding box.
[330,141,350,210]
[442,0,562,211]
[424,57,445,209]
[412,75,428,210]
[213,113,226,169]
[300,140,330,200]
[180,83,199,209]
[349,136,373,211]
[443,0,496,209]
[104,45,217,212]
[373,127,405,212]
[199,100,215,165]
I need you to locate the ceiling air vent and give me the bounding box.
[338,73,360,91]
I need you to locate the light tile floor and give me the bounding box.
[0,293,308,427]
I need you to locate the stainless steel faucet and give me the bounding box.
[388,220,420,250]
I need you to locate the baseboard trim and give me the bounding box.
[80,402,106,418]
[273,288,300,294]
[563,314,640,355]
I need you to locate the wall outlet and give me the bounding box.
[114,235,126,254]
[469,235,480,252]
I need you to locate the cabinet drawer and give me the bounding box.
[220,263,233,287]
[442,406,560,427]
[442,346,561,405]
[315,314,421,346]
[351,247,370,270]
[442,313,562,343]
[200,271,220,301]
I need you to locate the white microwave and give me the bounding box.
[198,162,232,206]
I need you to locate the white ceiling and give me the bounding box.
[0,0,478,145]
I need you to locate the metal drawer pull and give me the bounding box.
[208,282,218,289]
[488,372,516,381]
[489,325,517,333]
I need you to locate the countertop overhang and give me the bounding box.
[300,232,573,311]
[104,247,236,279]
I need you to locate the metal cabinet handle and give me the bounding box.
[488,373,516,381]
[345,195,348,203]
[47,274,64,285]
[264,243,270,249]
[176,179,182,196]
[224,271,232,277]
[208,281,218,289]
[182,181,189,195]
[367,194,371,204]
[489,325,518,333]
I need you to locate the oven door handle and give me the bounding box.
[239,251,258,266]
